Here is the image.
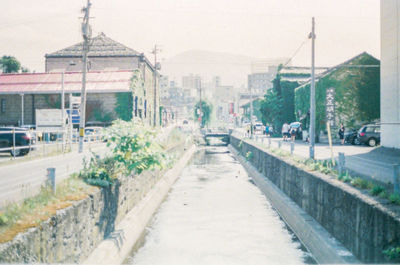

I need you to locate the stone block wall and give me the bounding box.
[0,170,161,263]
[231,136,400,263]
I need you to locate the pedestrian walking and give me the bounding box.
[338,123,345,145]
[282,122,290,141]
[290,127,297,142]
[265,125,270,136]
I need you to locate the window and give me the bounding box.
[365,126,375,133]
[0,99,5,113]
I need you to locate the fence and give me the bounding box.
[0,128,105,160]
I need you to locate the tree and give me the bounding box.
[260,89,283,132]
[194,100,212,127]
[0,56,21,73]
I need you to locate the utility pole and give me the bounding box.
[61,72,65,152]
[199,80,203,128]
[152,45,161,127]
[309,17,316,159]
[250,85,254,138]
[78,0,91,153]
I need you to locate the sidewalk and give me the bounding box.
[0,143,108,208]
[233,131,400,188]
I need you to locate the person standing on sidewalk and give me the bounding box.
[338,123,345,145]
[265,124,270,136]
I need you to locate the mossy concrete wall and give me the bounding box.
[231,135,400,264]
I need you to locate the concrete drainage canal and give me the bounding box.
[125,146,316,265]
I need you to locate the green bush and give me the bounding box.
[245,151,253,161]
[370,185,385,196]
[79,120,169,187]
[104,120,168,175]
[350,177,370,189]
[389,193,400,205]
[383,246,400,261]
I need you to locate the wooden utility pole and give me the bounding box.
[79,0,91,153]
[309,17,316,159]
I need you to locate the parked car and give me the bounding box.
[84,127,103,142]
[344,129,360,145]
[357,124,381,147]
[0,127,32,156]
[253,122,264,134]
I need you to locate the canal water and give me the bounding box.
[128,147,315,265]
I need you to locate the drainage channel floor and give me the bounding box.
[127,146,316,265]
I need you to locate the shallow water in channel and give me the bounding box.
[128,147,315,265]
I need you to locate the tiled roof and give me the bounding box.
[46,33,140,58]
[0,70,133,94]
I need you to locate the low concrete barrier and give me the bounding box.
[231,135,400,264]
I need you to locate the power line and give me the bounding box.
[282,37,310,68]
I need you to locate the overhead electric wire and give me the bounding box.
[282,37,310,68]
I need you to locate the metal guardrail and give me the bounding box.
[0,129,105,160]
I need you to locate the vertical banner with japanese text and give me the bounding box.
[326,87,335,127]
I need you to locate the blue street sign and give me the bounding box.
[66,109,80,124]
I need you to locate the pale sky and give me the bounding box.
[0,0,380,72]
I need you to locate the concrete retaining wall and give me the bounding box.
[0,145,195,264]
[231,136,400,263]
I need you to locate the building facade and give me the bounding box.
[42,32,160,126]
[0,71,135,126]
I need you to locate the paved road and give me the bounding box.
[0,143,108,208]
[233,131,399,187]
[0,125,178,208]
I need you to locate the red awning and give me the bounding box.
[0,70,133,94]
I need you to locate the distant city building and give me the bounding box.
[247,70,276,96]
[182,74,201,98]
[160,76,169,100]
[248,59,288,95]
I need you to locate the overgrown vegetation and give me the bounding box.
[383,246,400,262]
[115,92,133,121]
[245,151,253,161]
[79,120,170,187]
[295,52,380,137]
[260,64,305,135]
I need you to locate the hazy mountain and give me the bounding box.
[161,50,256,87]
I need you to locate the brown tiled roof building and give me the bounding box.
[45,33,153,73]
